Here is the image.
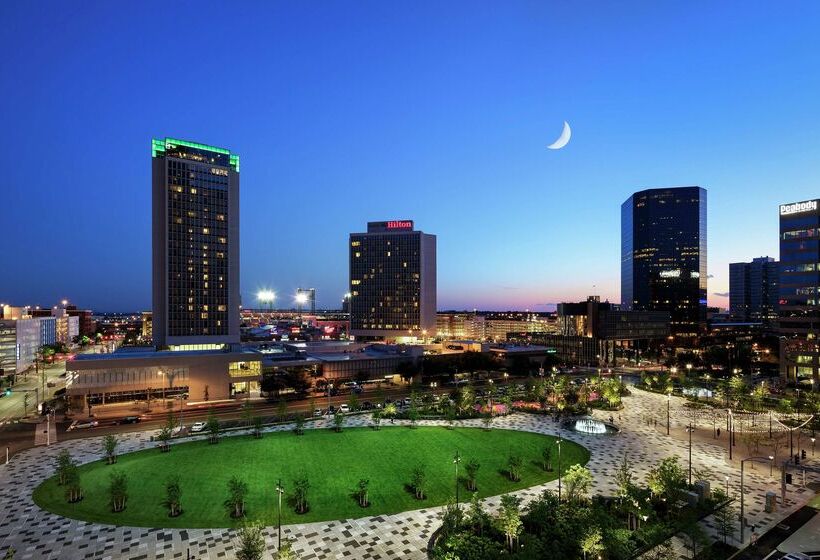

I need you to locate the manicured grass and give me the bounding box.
[33,426,588,528]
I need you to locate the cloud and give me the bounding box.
[713,292,729,298]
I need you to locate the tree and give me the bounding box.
[252,415,263,438]
[541,445,553,471]
[615,452,634,502]
[333,413,345,433]
[644,541,677,560]
[371,409,382,430]
[482,413,493,431]
[308,398,317,419]
[601,379,622,408]
[157,424,172,452]
[408,404,419,428]
[56,450,73,485]
[347,393,359,411]
[467,493,491,536]
[714,503,736,544]
[293,474,310,514]
[647,456,686,502]
[241,401,254,428]
[440,499,464,538]
[383,403,397,422]
[580,526,604,560]
[225,476,249,518]
[680,512,708,559]
[445,404,457,429]
[293,413,305,435]
[495,494,522,551]
[411,464,427,499]
[355,478,370,507]
[63,462,83,503]
[207,410,220,444]
[507,453,523,481]
[464,459,480,491]
[234,522,266,560]
[163,475,182,517]
[108,470,128,512]
[458,385,475,414]
[103,434,119,464]
[563,464,593,502]
[2,547,15,560]
[276,400,288,423]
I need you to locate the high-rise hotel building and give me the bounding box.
[778,199,820,388]
[151,138,240,350]
[621,186,707,338]
[349,220,436,340]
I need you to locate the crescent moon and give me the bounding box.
[547,121,571,150]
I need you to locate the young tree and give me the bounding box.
[383,402,397,423]
[647,456,686,502]
[714,503,736,544]
[157,424,172,452]
[615,452,634,502]
[56,449,73,485]
[355,478,370,507]
[275,540,298,560]
[252,415,263,439]
[2,547,15,560]
[371,409,381,431]
[348,393,359,412]
[63,462,83,503]
[234,522,265,560]
[408,405,419,428]
[293,475,310,514]
[294,413,305,435]
[102,434,119,465]
[439,499,464,538]
[580,526,604,560]
[563,464,593,502]
[506,454,523,482]
[241,400,254,428]
[495,494,522,551]
[541,445,553,471]
[482,412,493,431]
[467,493,491,536]
[276,400,288,423]
[108,470,128,512]
[164,475,182,517]
[308,398,317,419]
[411,464,427,499]
[225,476,249,518]
[333,413,345,433]
[465,459,480,491]
[445,403,457,429]
[206,410,220,444]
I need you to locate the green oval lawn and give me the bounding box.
[33,426,588,528]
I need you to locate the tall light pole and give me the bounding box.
[666,391,671,436]
[688,420,693,485]
[453,450,462,509]
[557,434,563,501]
[275,479,284,548]
[812,437,816,457]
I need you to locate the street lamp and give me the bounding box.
[666,390,671,436]
[557,427,563,501]
[275,479,284,548]
[725,475,729,496]
[811,436,816,457]
[769,455,774,477]
[453,450,462,509]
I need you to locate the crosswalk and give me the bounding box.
[33,420,57,446]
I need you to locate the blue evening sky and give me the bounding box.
[2,1,819,311]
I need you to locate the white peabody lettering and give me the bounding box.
[780,200,818,216]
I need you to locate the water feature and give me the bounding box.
[564,417,620,435]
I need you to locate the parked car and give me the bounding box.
[69,420,98,431]
[327,405,336,414]
[361,401,373,410]
[190,421,206,433]
[339,404,351,413]
[171,425,184,437]
[313,408,324,417]
[116,416,141,425]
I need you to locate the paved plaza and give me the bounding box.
[0,389,817,559]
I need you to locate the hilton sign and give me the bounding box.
[387,220,413,230]
[780,200,818,216]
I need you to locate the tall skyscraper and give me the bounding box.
[729,257,779,323]
[349,220,436,340]
[151,138,240,350]
[778,198,820,388]
[621,186,707,338]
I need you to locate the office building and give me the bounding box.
[621,186,707,338]
[65,306,96,338]
[349,220,436,340]
[729,257,779,323]
[778,199,820,388]
[141,311,152,340]
[151,138,241,350]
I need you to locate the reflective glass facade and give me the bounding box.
[621,187,707,338]
[729,257,779,323]
[778,199,820,387]
[152,138,240,349]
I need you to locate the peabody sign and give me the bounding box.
[780,200,818,216]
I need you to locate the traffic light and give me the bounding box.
[802,450,807,459]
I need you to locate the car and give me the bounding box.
[313,408,324,417]
[327,405,336,414]
[69,420,98,430]
[116,416,142,424]
[171,425,184,437]
[339,404,351,413]
[190,421,207,433]
[362,401,373,410]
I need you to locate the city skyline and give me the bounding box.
[3,2,820,311]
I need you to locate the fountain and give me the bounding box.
[564,417,619,435]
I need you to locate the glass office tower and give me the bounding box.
[151,138,240,350]
[778,199,820,388]
[729,257,779,323]
[621,186,707,339]
[349,221,436,340]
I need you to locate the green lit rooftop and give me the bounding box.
[152,137,240,172]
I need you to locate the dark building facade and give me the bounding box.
[151,138,240,350]
[349,220,436,339]
[778,199,820,388]
[621,186,707,339]
[729,257,779,323]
